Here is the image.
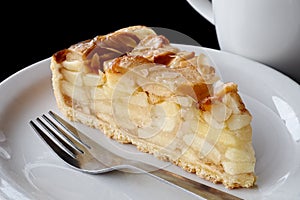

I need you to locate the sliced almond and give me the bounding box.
[203,111,225,129]
[226,113,252,130]
[211,102,232,123]
[222,93,245,114]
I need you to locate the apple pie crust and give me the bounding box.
[50,25,256,189]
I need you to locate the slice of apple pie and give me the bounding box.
[50,25,256,188]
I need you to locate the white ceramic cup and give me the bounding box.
[191,0,300,83]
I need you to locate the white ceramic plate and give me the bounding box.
[0,44,300,200]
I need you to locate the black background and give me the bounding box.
[1,0,219,83]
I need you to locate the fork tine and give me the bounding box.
[39,118,79,156]
[29,120,79,166]
[41,114,84,154]
[48,111,91,149]
[30,119,82,169]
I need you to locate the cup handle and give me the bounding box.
[187,0,214,24]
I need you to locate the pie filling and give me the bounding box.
[50,26,256,188]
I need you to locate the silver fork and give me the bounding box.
[29,111,241,200]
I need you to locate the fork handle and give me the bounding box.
[148,169,242,200]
